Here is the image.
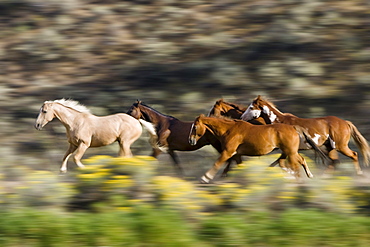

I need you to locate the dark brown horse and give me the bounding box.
[208,99,267,125]
[189,115,327,183]
[127,101,240,176]
[241,95,370,175]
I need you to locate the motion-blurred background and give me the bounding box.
[2,0,370,170]
[1,1,370,245]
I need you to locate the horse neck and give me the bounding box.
[225,103,245,113]
[260,102,285,123]
[53,103,84,129]
[140,106,172,125]
[203,118,232,137]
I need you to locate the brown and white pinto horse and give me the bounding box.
[127,101,241,176]
[208,99,267,125]
[189,115,327,183]
[241,95,370,175]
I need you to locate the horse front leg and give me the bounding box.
[300,154,314,178]
[201,151,234,183]
[221,155,242,177]
[168,150,184,177]
[60,144,77,173]
[73,143,89,169]
[269,153,286,167]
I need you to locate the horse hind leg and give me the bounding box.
[118,140,133,157]
[299,154,313,178]
[337,145,362,175]
[284,153,313,181]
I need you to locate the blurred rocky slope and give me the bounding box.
[1,0,370,168]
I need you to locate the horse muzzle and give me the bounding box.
[189,136,197,146]
[35,123,43,130]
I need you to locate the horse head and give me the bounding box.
[127,100,143,120]
[189,114,207,146]
[241,96,277,124]
[35,101,56,130]
[209,99,245,119]
[240,96,263,121]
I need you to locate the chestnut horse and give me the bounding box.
[208,99,267,125]
[189,115,327,183]
[241,95,370,175]
[35,99,142,173]
[209,98,331,169]
[127,101,241,176]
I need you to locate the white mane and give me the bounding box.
[46,99,91,113]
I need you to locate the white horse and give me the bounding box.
[35,99,142,173]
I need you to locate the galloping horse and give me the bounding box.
[189,115,326,183]
[209,98,330,169]
[126,101,240,176]
[241,95,370,175]
[35,99,142,173]
[208,99,267,125]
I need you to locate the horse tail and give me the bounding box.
[294,126,329,167]
[347,121,370,166]
[138,119,160,149]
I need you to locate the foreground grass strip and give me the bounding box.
[1,207,370,247]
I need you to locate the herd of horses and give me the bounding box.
[35,96,370,183]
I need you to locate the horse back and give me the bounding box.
[92,113,142,135]
[284,115,349,138]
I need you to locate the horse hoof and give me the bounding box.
[200,175,211,184]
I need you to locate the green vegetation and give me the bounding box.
[1,1,370,245]
[1,155,370,246]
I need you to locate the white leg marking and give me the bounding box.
[201,175,210,183]
[329,137,336,149]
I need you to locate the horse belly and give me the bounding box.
[90,133,117,147]
[237,143,275,156]
[298,133,327,150]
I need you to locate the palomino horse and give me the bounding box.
[208,99,267,125]
[241,95,370,175]
[126,101,241,176]
[189,115,327,183]
[35,99,142,173]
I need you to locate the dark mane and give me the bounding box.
[138,102,179,120]
[222,101,246,111]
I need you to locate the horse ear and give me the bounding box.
[199,114,206,118]
[136,99,142,104]
[257,95,262,100]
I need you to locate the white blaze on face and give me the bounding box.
[241,104,261,121]
[262,105,277,123]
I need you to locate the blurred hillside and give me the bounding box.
[1,0,370,171]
